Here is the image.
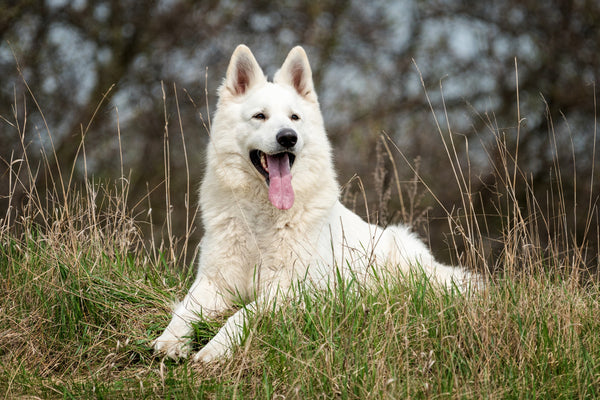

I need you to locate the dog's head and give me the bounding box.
[209,45,336,211]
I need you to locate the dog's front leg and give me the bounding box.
[192,282,293,362]
[192,300,258,363]
[153,276,228,359]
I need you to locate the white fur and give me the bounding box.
[153,45,474,362]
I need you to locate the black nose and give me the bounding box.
[276,129,298,148]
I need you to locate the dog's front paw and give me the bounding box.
[192,339,231,363]
[153,332,192,360]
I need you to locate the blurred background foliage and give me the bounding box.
[1,0,599,268]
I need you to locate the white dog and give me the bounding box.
[153,45,472,362]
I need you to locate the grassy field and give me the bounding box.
[1,85,599,399]
[1,225,599,399]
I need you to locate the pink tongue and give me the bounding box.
[266,153,294,210]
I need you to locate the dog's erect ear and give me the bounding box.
[224,45,266,96]
[274,46,317,101]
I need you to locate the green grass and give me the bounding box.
[1,232,599,398]
[2,72,598,398]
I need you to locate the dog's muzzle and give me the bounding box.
[249,129,298,210]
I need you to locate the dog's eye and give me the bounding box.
[253,113,266,120]
[290,114,300,121]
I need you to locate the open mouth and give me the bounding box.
[249,150,296,185]
[249,150,296,210]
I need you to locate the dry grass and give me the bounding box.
[1,70,599,398]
